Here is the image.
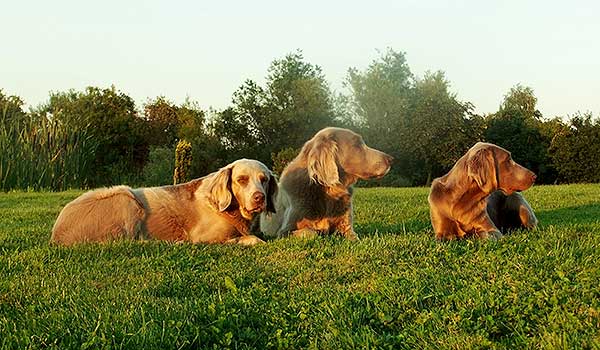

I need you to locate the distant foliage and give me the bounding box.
[143,96,180,147]
[345,49,482,185]
[549,113,600,183]
[142,146,175,187]
[484,85,557,184]
[2,50,600,190]
[212,50,338,167]
[271,147,299,175]
[0,97,97,191]
[38,86,147,186]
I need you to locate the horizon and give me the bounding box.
[2,0,598,119]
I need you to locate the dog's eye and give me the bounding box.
[237,176,249,185]
[259,176,267,183]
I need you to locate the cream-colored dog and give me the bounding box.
[51,159,277,246]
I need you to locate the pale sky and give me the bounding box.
[1,0,598,118]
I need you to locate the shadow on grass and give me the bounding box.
[536,203,600,227]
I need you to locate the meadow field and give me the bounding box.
[0,185,599,349]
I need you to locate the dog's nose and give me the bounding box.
[252,192,265,204]
[532,174,537,182]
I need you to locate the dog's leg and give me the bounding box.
[276,206,305,237]
[515,195,538,229]
[519,204,538,229]
[459,204,503,240]
[431,208,459,240]
[335,207,358,240]
[471,218,503,240]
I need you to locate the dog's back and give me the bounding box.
[51,186,145,245]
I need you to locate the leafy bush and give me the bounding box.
[549,113,600,183]
[142,146,175,187]
[40,86,148,186]
[271,147,299,175]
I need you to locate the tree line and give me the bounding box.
[1,48,598,191]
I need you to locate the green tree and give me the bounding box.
[211,106,263,163]
[143,96,180,147]
[143,97,207,148]
[213,50,336,166]
[484,85,556,183]
[344,49,416,185]
[405,71,483,184]
[39,86,147,185]
[262,50,335,150]
[345,48,413,151]
[499,84,541,119]
[549,113,600,183]
[176,99,208,141]
[345,49,482,185]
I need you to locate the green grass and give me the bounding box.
[1,185,599,349]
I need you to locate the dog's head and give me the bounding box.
[301,127,393,188]
[207,159,278,220]
[466,142,536,195]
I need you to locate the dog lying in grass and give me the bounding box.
[51,159,277,246]
[261,127,393,240]
[428,142,537,240]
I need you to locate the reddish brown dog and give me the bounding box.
[428,142,537,240]
[51,159,277,246]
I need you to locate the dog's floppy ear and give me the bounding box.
[208,165,233,212]
[304,136,340,187]
[467,147,497,193]
[266,172,278,214]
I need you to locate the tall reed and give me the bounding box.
[0,111,98,191]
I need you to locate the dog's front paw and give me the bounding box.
[519,206,538,229]
[343,230,359,241]
[479,230,503,240]
[227,235,265,246]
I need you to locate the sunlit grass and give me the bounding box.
[0,185,599,349]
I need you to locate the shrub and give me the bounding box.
[271,147,299,175]
[174,140,192,185]
[142,146,175,187]
[549,113,600,183]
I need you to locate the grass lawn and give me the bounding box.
[0,185,599,349]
